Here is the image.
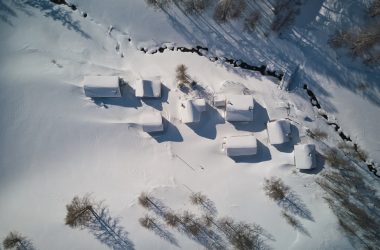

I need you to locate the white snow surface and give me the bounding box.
[0,0,379,250]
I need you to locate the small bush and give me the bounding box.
[3,232,26,250]
[323,148,348,167]
[263,177,289,201]
[179,0,213,14]
[308,128,328,140]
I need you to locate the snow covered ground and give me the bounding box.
[0,0,379,249]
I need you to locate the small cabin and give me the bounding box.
[179,99,206,124]
[294,144,316,170]
[135,77,161,98]
[267,119,291,145]
[224,135,257,157]
[225,95,254,122]
[139,112,164,133]
[83,76,121,98]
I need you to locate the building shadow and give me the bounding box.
[141,84,170,111]
[230,101,269,133]
[148,118,183,143]
[92,82,142,109]
[186,104,225,140]
[230,140,272,163]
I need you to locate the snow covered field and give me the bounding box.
[0,0,379,249]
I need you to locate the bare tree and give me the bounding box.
[139,215,157,229]
[328,30,353,48]
[244,11,261,32]
[263,177,289,201]
[65,194,134,249]
[307,128,328,140]
[369,0,380,17]
[145,0,172,9]
[178,0,213,14]
[176,64,191,87]
[213,0,246,23]
[189,192,207,205]
[3,232,33,250]
[163,212,181,228]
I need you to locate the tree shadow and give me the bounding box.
[148,118,183,143]
[88,206,135,250]
[0,1,17,26]
[186,104,225,140]
[279,192,314,222]
[148,219,180,247]
[23,0,91,39]
[199,196,218,217]
[141,84,170,111]
[230,140,272,163]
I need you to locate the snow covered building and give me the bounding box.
[83,76,121,98]
[225,95,254,122]
[267,119,291,145]
[224,135,258,157]
[213,94,226,108]
[294,144,316,170]
[179,99,207,123]
[135,77,161,98]
[139,112,164,133]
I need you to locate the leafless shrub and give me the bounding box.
[145,0,172,9]
[270,0,302,32]
[3,232,33,250]
[369,0,380,17]
[244,11,261,32]
[139,215,157,229]
[350,28,380,57]
[263,177,289,201]
[213,0,246,23]
[164,212,181,228]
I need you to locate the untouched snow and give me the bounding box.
[0,0,379,250]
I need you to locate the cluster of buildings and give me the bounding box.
[83,75,316,171]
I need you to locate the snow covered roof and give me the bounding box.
[267,119,291,145]
[294,144,316,170]
[139,112,164,133]
[83,76,121,98]
[135,77,161,98]
[225,95,254,122]
[225,135,257,157]
[179,99,206,123]
[213,94,226,107]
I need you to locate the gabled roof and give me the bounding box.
[225,135,257,156]
[83,76,121,97]
[294,144,316,170]
[225,95,254,122]
[267,119,291,145]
